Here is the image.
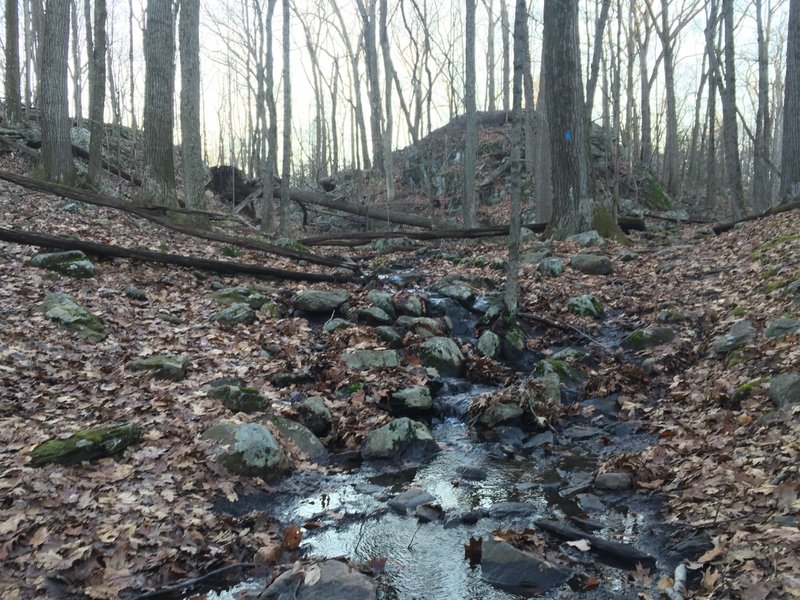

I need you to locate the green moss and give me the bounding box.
[725,350,744,370]
[347,382,364,393]
[732,307,747,317]
[731,378,765,405]
[750,234,800,260]
[29,423,141,466]
[762,279,790,294]
[221,244,244,258]
[760,267,779,279]
[592,206,626,243]
[645,175,674,210]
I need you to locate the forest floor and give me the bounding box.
[0,153,798,599]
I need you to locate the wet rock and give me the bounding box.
[577,493,607,513]
[670,531,713,558]
[622,326,675,350]
[488,501,538,520]
[712,319,756,354]
[537,257,564,277]
[343,349,400,370]
[261,559,377,599]
[432,281,475,306]
[502,326,527,363]
[125,286,147,301]
[619,251,638,262]
[461,509,487,524]
[266,414,329,464]
[570,253,613,275]
[30,250,97,278]
[208,383,268,413]
[480,537,571,591]
[477,330,501,359]
[294,288,350,313]
[129,354,189,380]
[524,431,554,448]
[208,286,267,309]
[323,318,351,333]
[419,337,464,377]
[765,316,800,339]
[200,421,289,478]
[375,326,403,347]
[214,302,256,326]
[565,425,603,440]
[567,294,603,318]
[39,292,108,341]
[769,373,800,407]
[457,465,488,481]
[594,472,633,491]
[390,386,433,414]
[296,396,332,436]
[387,487,436,514]
[494,426,526,448]
[357,306,394,325]
[361,417,438,461]
[367,290,396,319]
[656,262,676,274]
[535,359,582,385]
[478,402,524,428]
[567,229,605,247]
[427,297,472,336]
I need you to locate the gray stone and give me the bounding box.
[712,319,756,354]
[208,384,268,413]
[390,386,433,413]
[267,414,329,464]
[214,302,256,326]
[258,299,281,317]
[208,286,267,309]
[534,359,582,385]
[70,126,91,152]
[567,294,603,318]
[656,262,676,274]
[534,373,562,405]
[567,229,605,247]
[619,251,638,262]
[457,465,488,481]
[387,487,436,514]
[477,330,501,359]
[521,249,552,264]
[129,354,189,380]
[261,559,377,600]
[397,295,425,317]
[502,326,526,363]
[200,421,289,478]
[323,318,351,333]
[622,327,676,350]
[577,493,607,513]
[525,431,554,448]
[537,257,564,277]
[565,425,603,440]
[550,348,590,362]
[419,337,465,377]
[296,396,332,436]
[125,286,147,301]
[488,501,539,519]
[39,292,107,341]
[594,472,633,491]
[433,281,475,306]
[375,326,403,347]
[765,317,800,339]
[294,289,350,313]
[357,306,394,325]
[372,237,417,252]
[343,349,400,370]
[367,290,396,319]
[361,417,438,460]
[769,373,800,407]
[395,316,446,336]
[478,402,524,428]
[570,253,613,275]
[30,250,97,278]
[480,538,571,590]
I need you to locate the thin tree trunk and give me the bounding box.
[585,0,612,122]
[780,0,800,201]
[5,0,22,124]
[379,0,395,205]
[279,0,292,235]
[179,0,205,216]
[85,0,106,182]
[463,0,478,228]
[70,0,83,128]
[500,0,510,112]
[485,0,496,111]
[720,0,745,218]
[751,0,772,212]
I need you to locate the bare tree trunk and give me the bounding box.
[720,0,745,218]
[543,0,593,238]
[279,0,292,235]
[705,0,719,212]
[23,0,33,118]
[533,60,552,223]
[40,0,75,184]
[500,0,510,112]
[359,0,384,175]
[505,0,527,314]
[70,0,83,128]
[752,0,772,212]
[781,0,800,201]
[5,0,22,125]
[585,0,611,122]
[139,0,176,206]
[484,0,496,111]
[179,0,205,215]
[379,0,395,205]
[84,0,106,183]
[463,0,478,228]
[128,0,137,132]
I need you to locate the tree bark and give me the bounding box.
[720,0,745,219]
[279,0,292,235]
[359,0,384,174]
[585,0,611,122]
[40,0,75,184]
[140,0,177,207]
[85,0,107,183]
[379,0,396,205]
[751,0,772,212]
[781,0,800,201]
[179,0,205,216]
[5,0,22,125]
[463,0,478,228]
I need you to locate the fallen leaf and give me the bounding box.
[566,539,592,552]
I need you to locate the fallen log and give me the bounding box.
[534,519,655,568]
[0,170,352,270]
[0,227,357,283]
[712,200,800,234]
[70,143,142,186]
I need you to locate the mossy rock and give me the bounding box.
[39,292,108,341]
[534,359,582,385]
[129,354,189,380]
[214,302,256,326]
[29,422,141,466]
[567,295,603,318]
[30,250,97,278]
[622,327,675,351]
[644,174,674,210]
[731,378,766,407]
[208,287,267,309]
[208,384,269,413]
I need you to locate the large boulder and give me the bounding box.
[357,306,394,325]
[294,289,350,313]
[477,330,501,359]
[537,257,564,277]
[765,317,800,339]
[30,250,97,278]
[266,415,329,464]
[712,319,756,354]
[477,402,524,428]
[389,386,433,414]
[261,559,377,600]
[200,422,289,478]
[361,417,438,461]
[367,290,396,319]
[432,281,475,306]
[570,253,613,275]
[567,229,605,248]
[296,396,332,436]
[479,537,571,591]
[39,292,107,341]
[419,337,464,377]
[769,373,800,407]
